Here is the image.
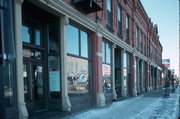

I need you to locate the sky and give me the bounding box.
[141,0,179,76]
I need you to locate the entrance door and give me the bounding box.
[115,49,121,98]
[23,61,46,114]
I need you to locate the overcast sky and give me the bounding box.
[141,0,179,76]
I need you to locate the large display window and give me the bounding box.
[66,24,90,95]
[102,41,112,93]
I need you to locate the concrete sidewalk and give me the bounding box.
[62,87,179,119]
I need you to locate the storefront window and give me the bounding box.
[102,41,112,93]
[22,21,41,46]
[67,25,79,55]
[48,21,61,99]
[80,31,88,58]
[67,56,89,94]
[4,64,15,107]
[66,25,90,95]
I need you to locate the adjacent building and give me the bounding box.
[1,0,163,118]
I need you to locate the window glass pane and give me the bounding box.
[48,56,61,99]
[34,28,41,46]
[102,42,105,62]
[126,16,129,29]
[4,64,14,107]
[80,31,88,58]
[107,0,111,12]
[22,25,30,43]
[102,64,111,93]
[67,56,89,94]
[106,43,111,64]
[123,53,127,68]
[49,21,59,53]
[67,25,79,55]
[118,7,121,21]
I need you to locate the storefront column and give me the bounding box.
[112,44,117,100]
[93,24,105,107]
[121,50,126,97]
[131,54,137,96]
[146,63,150,92]
[14,0,28,119]
[60,16,71,112]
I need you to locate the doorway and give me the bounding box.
[23,61,46,114]
[115,49,122,98]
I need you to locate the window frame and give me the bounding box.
[106,0,113,30]
[118,6,122,36]
[66,24,92,96]
[126,15,129,42]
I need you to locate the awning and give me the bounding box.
[73,0,103,14]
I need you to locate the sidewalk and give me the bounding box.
[63,87,179,119]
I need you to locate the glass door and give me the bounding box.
[23,61,46,114]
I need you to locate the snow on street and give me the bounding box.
[63,87,179,119]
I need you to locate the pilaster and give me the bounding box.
[14,1,28,119]
[60,16,71,112]
[131,54,137,96]
[112,44,117,100]
[121,50,126,97]
[93,24,105,107]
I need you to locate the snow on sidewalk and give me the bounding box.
[134,87,179,119]
[63,87,179,119]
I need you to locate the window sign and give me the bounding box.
[49,71,60,92]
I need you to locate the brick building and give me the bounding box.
[1,0,163,119]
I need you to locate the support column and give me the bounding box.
[14,0,28,119]
[112,44,117,100]
[93,24,105,107]
[131,54,137,96]
[121,50,126,97]
[60,16,71,112]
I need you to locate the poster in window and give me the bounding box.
[49,71,60,92]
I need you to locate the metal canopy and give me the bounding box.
[73,0,103,14]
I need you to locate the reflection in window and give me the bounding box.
[102,41,112,93]
[48,21,61,99]
[34,65,43,99]
[80,31,88,58]
[106,43,111,64]
[22,25,30,43]
[34,28,41,46]
[4,64,14,107]
[102,42,105,62]
[67,25,79,55]
[102,64,111,93]
[67,56,89,94]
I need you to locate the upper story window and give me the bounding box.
[126,15,129,42]
[135,26,139,49]
[118,7,122,36]
[140,32,143,52]
[107,0,113,29]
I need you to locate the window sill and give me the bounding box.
[106,24,114,32]
[117,33,123,39]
